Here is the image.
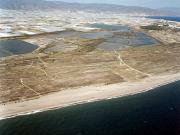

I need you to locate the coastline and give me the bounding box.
[0,73,180,120]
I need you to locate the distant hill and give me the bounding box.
[0,0,179,16]
[0,0,51,10]
[159,7,180,15]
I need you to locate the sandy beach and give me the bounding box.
[0,73,180,120]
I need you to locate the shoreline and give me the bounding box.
[0,73,180,120]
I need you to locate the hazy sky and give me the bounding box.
[50,0,180,8]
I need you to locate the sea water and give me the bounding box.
[146,16,180,22]
[0,81,179,135]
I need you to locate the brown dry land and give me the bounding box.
[0,28,180,105]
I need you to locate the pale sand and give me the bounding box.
[0,73,180,120]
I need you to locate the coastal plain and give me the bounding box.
[0,10,180,118]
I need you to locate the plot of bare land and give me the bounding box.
[0,33,180,104]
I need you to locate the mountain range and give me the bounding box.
[0,0,179,16]
[159,7,180,14]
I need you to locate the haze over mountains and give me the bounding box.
[159,7,180,14]
[0,0,179,16]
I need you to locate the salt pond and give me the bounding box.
[0,40,38,58]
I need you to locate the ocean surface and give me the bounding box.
[0,81,180,135]
[146,16,180,22]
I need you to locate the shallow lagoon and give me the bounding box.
[0,40,38,58]
[80,31,113,39]
[82,23,159,50]
[89,23,131,32]
[44,24,159,53]
[98,32,158,50]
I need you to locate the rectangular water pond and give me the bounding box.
[0,40,38,58]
